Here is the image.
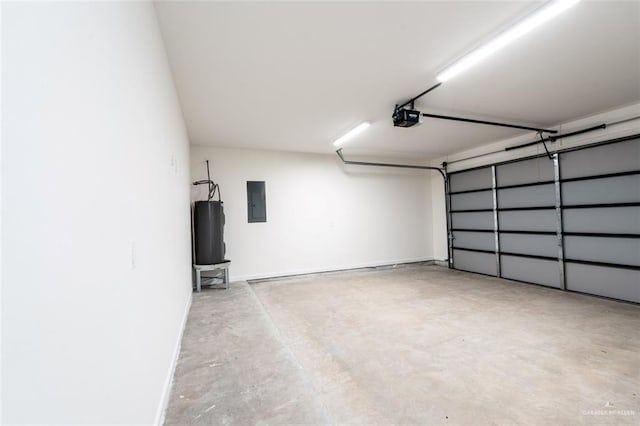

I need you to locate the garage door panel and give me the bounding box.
[452,231,495,251]
[449,137,639,303]
[450,190,493,211]
[566,263,640,303]
[499,210,556,232]
[562,175,640,205]
[564,237,640,267]
[500,234,558,258]
[563,207,640,233]
[560,138,640,179]
[453,250,497,276]
[498,184,555,208]
[451,212,494,230]
[449,168,492,192]
[501,255,561,288]
[497,157,554,186]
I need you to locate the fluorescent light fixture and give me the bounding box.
[332,122,371,146]
[436,0,581,83]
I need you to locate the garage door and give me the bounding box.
[447,135,640,303]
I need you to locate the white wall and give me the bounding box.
[0,2,4,422]
[191,146,435,281]
[2,2,192,424]
[430,102,640,261]
[430,176,449,264]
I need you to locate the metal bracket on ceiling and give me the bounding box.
[394,82,442,114]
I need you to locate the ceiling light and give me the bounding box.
[332,122,371,146]
[436,0,581,83]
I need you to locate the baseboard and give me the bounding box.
[236,257,435,283]
[154,290,192,426]
[434,259,449,267]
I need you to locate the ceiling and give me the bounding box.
[155,1,640,160]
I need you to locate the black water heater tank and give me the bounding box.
[193,201,225,265]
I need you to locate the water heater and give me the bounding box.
[193,200,225,265]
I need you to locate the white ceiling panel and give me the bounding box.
[155,1,640,159]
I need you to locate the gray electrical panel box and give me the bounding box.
[247,181,266,223]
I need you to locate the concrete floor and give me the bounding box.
[164,264,640,425]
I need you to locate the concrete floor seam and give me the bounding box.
[246,282,336,424]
